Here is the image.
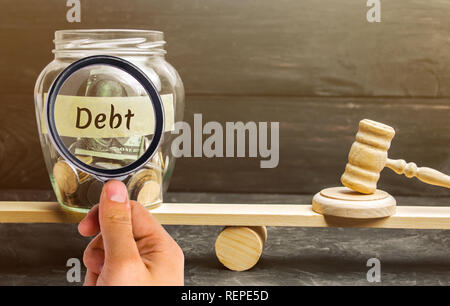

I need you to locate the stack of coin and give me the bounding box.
[127,167,162,209]
[52,155,93,207]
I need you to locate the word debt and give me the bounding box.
[75,105,134,130]
[170,114,279,168]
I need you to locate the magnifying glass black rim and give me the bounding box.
[45,55,164,179]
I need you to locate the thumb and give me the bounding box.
[99,180,140,263]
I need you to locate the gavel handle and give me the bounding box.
[385,158,450,189]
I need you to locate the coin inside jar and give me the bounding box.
[53,161,79,195]
[136,180,161,206]
[127,168,161,206]
[87,180,104,205]
[52,156,92,195]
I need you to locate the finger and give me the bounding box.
[83,270,98,286]
[83,234,105,275]
[130,200,176,250]
[132,200,185,283]
[78,204,100,237]
[98,180,140,263]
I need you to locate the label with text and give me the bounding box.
[42,93,174,138]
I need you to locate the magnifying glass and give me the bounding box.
[44,55,164,189]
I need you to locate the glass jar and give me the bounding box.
[34,29,184,213]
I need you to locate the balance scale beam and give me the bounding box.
[1,202,450,230]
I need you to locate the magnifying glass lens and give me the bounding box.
[47,56,164,179]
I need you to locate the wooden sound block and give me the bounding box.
[215,226,267,272]
[312,186,396,219]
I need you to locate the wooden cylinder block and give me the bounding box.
[312,186,396,218]
[215,226,267,272]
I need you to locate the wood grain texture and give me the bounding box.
[0,0,449,195]
[2,0,450,97]
[385,158,450,189]
[312,187,397,219]
[215,226,266,271]
[0,201,83,223]
[1,95,449,196]
[341,119,396,194]
[2,201,450,230]
[171,96,450,196]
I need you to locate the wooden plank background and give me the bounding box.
[0,0,449,196]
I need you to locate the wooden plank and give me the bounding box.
[0,202,84,223]
[1,201,450,230]
[2,0,450,97]
[1,95,449,196]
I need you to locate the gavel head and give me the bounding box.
[340,119,395,194]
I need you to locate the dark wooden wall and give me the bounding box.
[0,0,449,196]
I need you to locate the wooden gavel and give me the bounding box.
[341,119,450,194]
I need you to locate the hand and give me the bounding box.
[78,180,184,286]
